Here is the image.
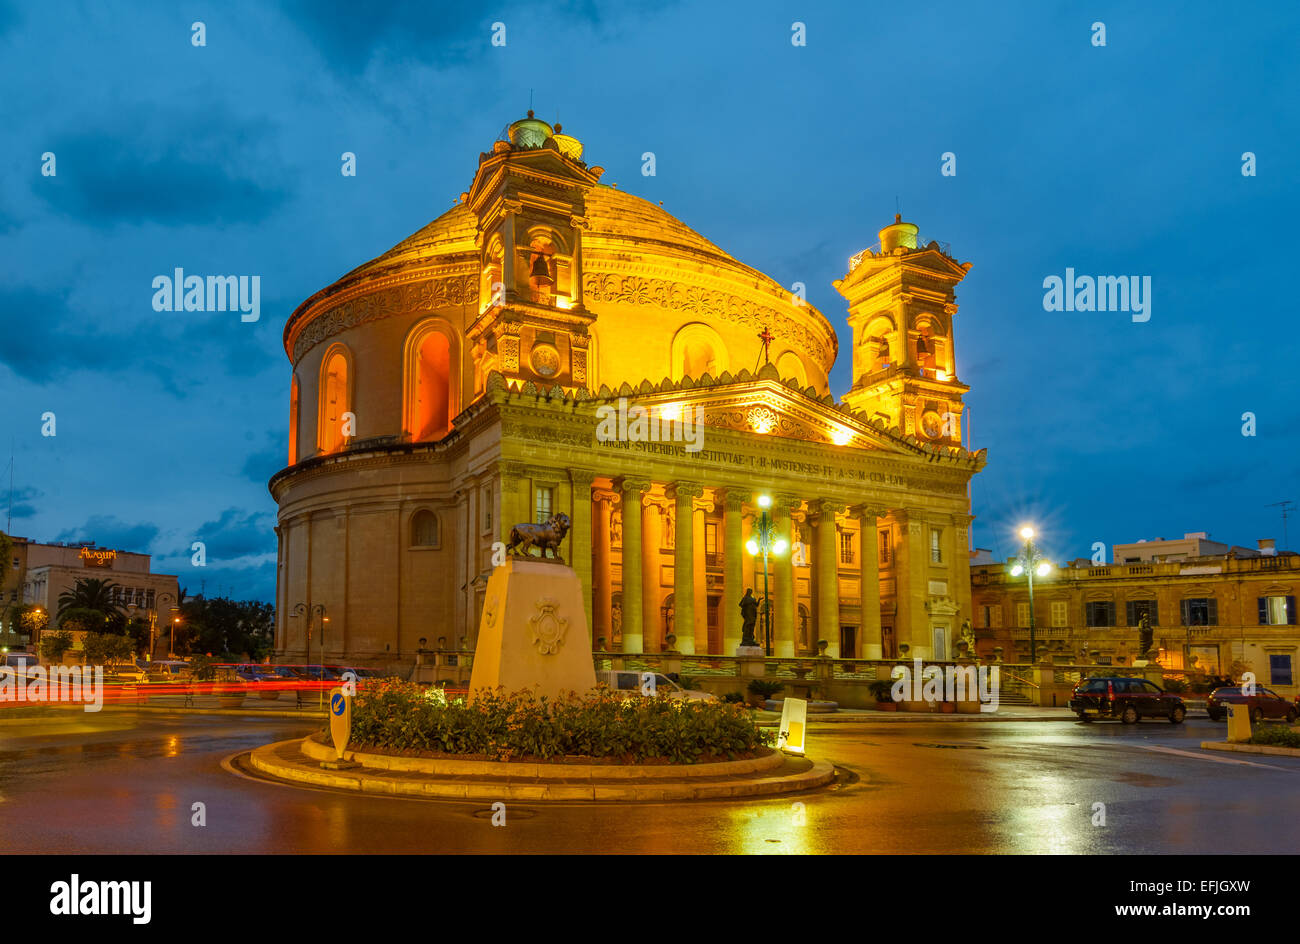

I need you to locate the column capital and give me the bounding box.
[666,481,705,502]
[716,488,748,513]
[810,499,847,520]
[591,487,621,504]
[772,494,803,514]
[614,476,652,495]
[850,504,890,521]
[568,468,597,487]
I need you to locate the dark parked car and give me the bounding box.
[1068,676,1186,724]
[1207,685,1298,723]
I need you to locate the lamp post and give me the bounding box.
[1010,526,1052,664]
[292,602,328,708]
[746,495,789,657]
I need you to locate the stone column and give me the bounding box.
[591,490,614,648]
[719,489,746,654]
[498,461,527,544]
[692,496,708,654]
[773,496,801,658]
[894,510,930,658]
[641,498,659,651]
[568,469,595,638]
[813,500,845,658]
[615,477,650,653]
[666,482,704,655]
[853,505,885,659]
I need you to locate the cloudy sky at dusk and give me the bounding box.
[1,0,1296,603]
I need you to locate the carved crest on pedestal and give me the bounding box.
[529,597,568,655]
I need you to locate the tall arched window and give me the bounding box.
[410,509,440,548]
[288,375,300,465]
[318,344,352,454]
[670,322,729,381]
[404,320,457,442]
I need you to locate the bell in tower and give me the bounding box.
[529,250,554,304]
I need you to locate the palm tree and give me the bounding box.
[57,577,125,621]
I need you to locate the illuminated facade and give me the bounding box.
[970,536,1299,694]
[271,114,985,667]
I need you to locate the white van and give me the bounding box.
[595,670,716,702]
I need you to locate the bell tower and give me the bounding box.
[834,215,972,445]
[465,113,604,397]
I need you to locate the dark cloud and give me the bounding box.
[55,515,159,553]
[0,284,282,388]
[194,507,276,561]
[283,0,610,77]
[5,485,42,521]
[33,107,291,227]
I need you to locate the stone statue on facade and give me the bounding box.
[1137,612,1154,660]
[506,513,572,561]
[739,588,759,648]
[609,509,622,546]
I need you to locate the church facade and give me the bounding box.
[270,114,986,667]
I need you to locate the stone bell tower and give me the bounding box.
[465,112,605,397]
[834,215,973,445]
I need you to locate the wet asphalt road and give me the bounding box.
[1,710,1297,854]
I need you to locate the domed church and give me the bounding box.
[270,113,986,668]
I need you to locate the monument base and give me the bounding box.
[468,555,597,702]
[735,645,765,657]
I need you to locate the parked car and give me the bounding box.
[105,662,148,683]
[1207,685,1298,723]
[145,660,192,682]
[595,669,716,702]
[1068,676,1186,724]
[231,663,281,682]
[2,652,40,670]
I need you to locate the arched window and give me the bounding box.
[288,375,300,465]
[410,510,440,548]
[318,345,352,454]
[775,350,809,387]
[404,321,457,442]
[670,322,729,381]
[480,236,504,313]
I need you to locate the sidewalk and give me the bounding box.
[756,705,1082,724]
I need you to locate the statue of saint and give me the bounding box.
[739,588,760,648]
[1138,613,1154,660]
[609,509,622,546]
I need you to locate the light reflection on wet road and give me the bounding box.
[1,710,1297,853]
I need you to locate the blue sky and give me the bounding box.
[1,0,1296,602]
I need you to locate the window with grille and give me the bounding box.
[839,531,854,565]
[1258,595,1296,625]
[1180,597,1217,626]
[410,510,440,548]
[534,486,554,524]
[1085,600,1116,627]
[930,528,943,564]
[878,529,891,565]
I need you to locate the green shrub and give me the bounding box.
[1249,726,1300,749]
[746,678,783,698]
[1160,677,1187,693]
[721,691,744,704]
[867,679,895,700]
[349,681,772,763]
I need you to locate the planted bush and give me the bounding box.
[349,680,772,763]
[1249,726,1300,749]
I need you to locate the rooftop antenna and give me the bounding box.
[1267,500,1294,551]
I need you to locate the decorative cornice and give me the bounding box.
[582,269,835,369]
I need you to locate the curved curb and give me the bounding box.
[299,736,785,779]
[249,738,836,801]
[1201,740,1300,757]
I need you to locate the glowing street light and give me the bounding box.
[747,494,787,656]
[1011,525,1052,663]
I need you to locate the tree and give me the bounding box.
[38,630,74,663]
[83,631,136,666]
[56,577,124,623]
[176,596,275,660]
[58,606,111,634]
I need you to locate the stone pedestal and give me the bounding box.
[736,646,766,679]
[468,557,597,702]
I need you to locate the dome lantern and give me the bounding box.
[507,110,553,149]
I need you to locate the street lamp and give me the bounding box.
[292,602,328,708]
[746,495,789,657]
[1009,525,1052,663]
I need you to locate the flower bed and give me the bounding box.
[348,680,772,763]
